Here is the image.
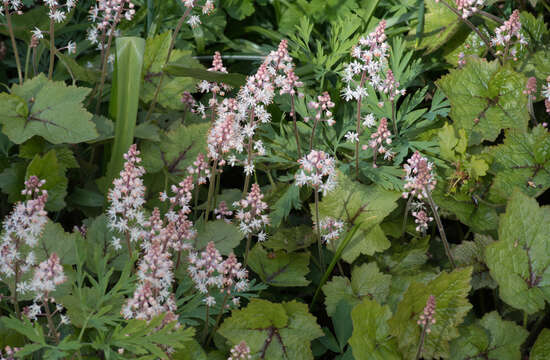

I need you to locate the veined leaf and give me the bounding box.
[530,329,550,360]
[485,191,550,314]
[0,74,97,144]
[248,244,310,287]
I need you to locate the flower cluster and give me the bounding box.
[380,69,405,102]
[233,184,269,239]
[188,242,248,307]
[295,150,337,195]
[317,217,345,244]
[215,201,233,223]
[182,0,215,28]
[87,0,136,48]
[524,77,537,99]
[30,253,66,298]
[107,144,147,250]
[454,0,484,19]
[207,99,244,164]
[305,91,336,126]
[44,0,77,23]
[543,76,550,113]
[342,20,392,101]
[197,51,231,97]
[491,10,527,61]
[1,0,24,15]
[0,176,48,287]
[228,341,251,360]
[0,346,20,360]
[367,117,393,166]
[187,153,210,185]
[403,152,438,232]
[417,295,436,333]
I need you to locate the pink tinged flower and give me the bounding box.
[417,295,437,333]
[214,201,233,223]
[228,341,251,360]
[524,77,537,98]
[317,217,345,244]
[455,0,485,19]
[31,253,66,297]
[308,92,336,126]
[233,184,269,236]
[402,151,437,200]
[295,150,337,195]
[491,10,527,60]
[345,131,359,143]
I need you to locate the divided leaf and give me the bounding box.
[485,191,550,314]
[218,299,323,360]
[437,58,528,145]
[0,74,97,144]
[389,267,473,359]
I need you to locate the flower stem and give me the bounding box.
[48,17,55,80]
[477,10,504,24]
[314,189,325,273]
[4,3,23,84]
[309,118,319,151]
[415,324,428,360]
[145,7,191,122]
[44,298,60,344]
[202,304,210,344]
[402,195,413,234]
[425,188,456,269]
[391,100,398,136]
[205,161,218,222]
[291,95,302,158]
[355,70,367,179]
[206,292,229,346]
[244,233,252,267]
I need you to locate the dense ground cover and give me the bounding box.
[1,0,550,358]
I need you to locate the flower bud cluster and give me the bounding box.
[417,295,436,333]
[491,10,527,61]
[107,144,147,250]
[233,184,269,239]
[228,341,251,360]
[305,92,336,126]
[524,77,537,99]
[215,201,233,223]
[188,242,249,307]
[403,152,437,233]
[187,153,210,185]
[0,176,48,286]
[30,253,66,297]
[198,51,231,96]
[367,117,393,164]
[317,217,345,244]
[295,150,337,195]
[454,0,484,19]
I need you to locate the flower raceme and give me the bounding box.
[418,295,437,332]
[87,0,136,48]
[490,10,527,61]
[317,217,345,245]
[30,253,66,298]
[305,91,336,126]
[228,341,251,360]
[0,0,24,15]
[295,150,337,195]
[233,183,269,240]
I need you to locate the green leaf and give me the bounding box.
[269,184,302,228]
[26,150,68,211]
[389,267,473,359]
[264,225,315,252]
[348,299,401,360]
[530,329,550,360]
[141,122,209,176]
[452,234,496,290]
[411,0,463,53]
[0,162,26,203]
[0,74,97,144]
[222,0,255,20]
[141,32,204,110]
[218,299,323,360]
[316,171,401,263]
[36,221,80,265]
[322,262,391,316]
[450,311,528,360]
[437,58,528,145]
[487,126,550,204]
[248,244,310,287]
[485,191,550,314]
[193,220,242,255]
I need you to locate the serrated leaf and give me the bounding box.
[485,191,550,314]
[141,32,203,110]
[411,0,463,53]
[487,126,550,204]
[452,234,496,290]
[377,236,430,275]
[193,220,242,255]
[437,58,528,145]
[450,311,528,360]
[348,299,401,360]
[316,171,400,263]
[268,184,302,228]
[26,150,68,211]
[530,329,550,360]
[248,244,310,287]
[218,299,323,360]
[389,267,473,359]
[264,225,315,252]
[323,262,391,316]
[0,74,97,144]
[141,122,209,175]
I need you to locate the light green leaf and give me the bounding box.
[316,171,401,263]
[26,150,68,211]
[411,0,463,53]
[193,220,242,255]
[485,191,550,314]
[248,244,310,287]
[452,234,496,290]
[389,267,473,359]
[218,299,323,360]
[141,32,203,110]
[348,299,401,360]
[487,126,550,204]
[0,74,97,144]
[530,329,550,360]
[36,221,80,265]
[264,225,315,252]
[437,58,528,145]
[323,262,391,316]
[450,311,528,360]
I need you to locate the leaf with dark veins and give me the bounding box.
[486,191,550,314]
[248,244,310,287]
[0,74,97,144]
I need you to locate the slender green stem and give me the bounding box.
[23,44,31,81]
[201,304,210,344]
[291,94,302,158]
[4,3,23,84]
[309,118,319,151]
[43,298,60,344]
[206,292,229,346]
[402,195,413,234]
[477,10,504,24]
[244,234,252,267]
[391,100,398,136]
[145,7,192,122]
[355,70,367,179]
[48,17,55,80]
[523,311,528,329]
[95,14,121,114]
[314,189,324,273]
[205,161,218,222]
[415,325,428,360]
[425,188,456,269]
